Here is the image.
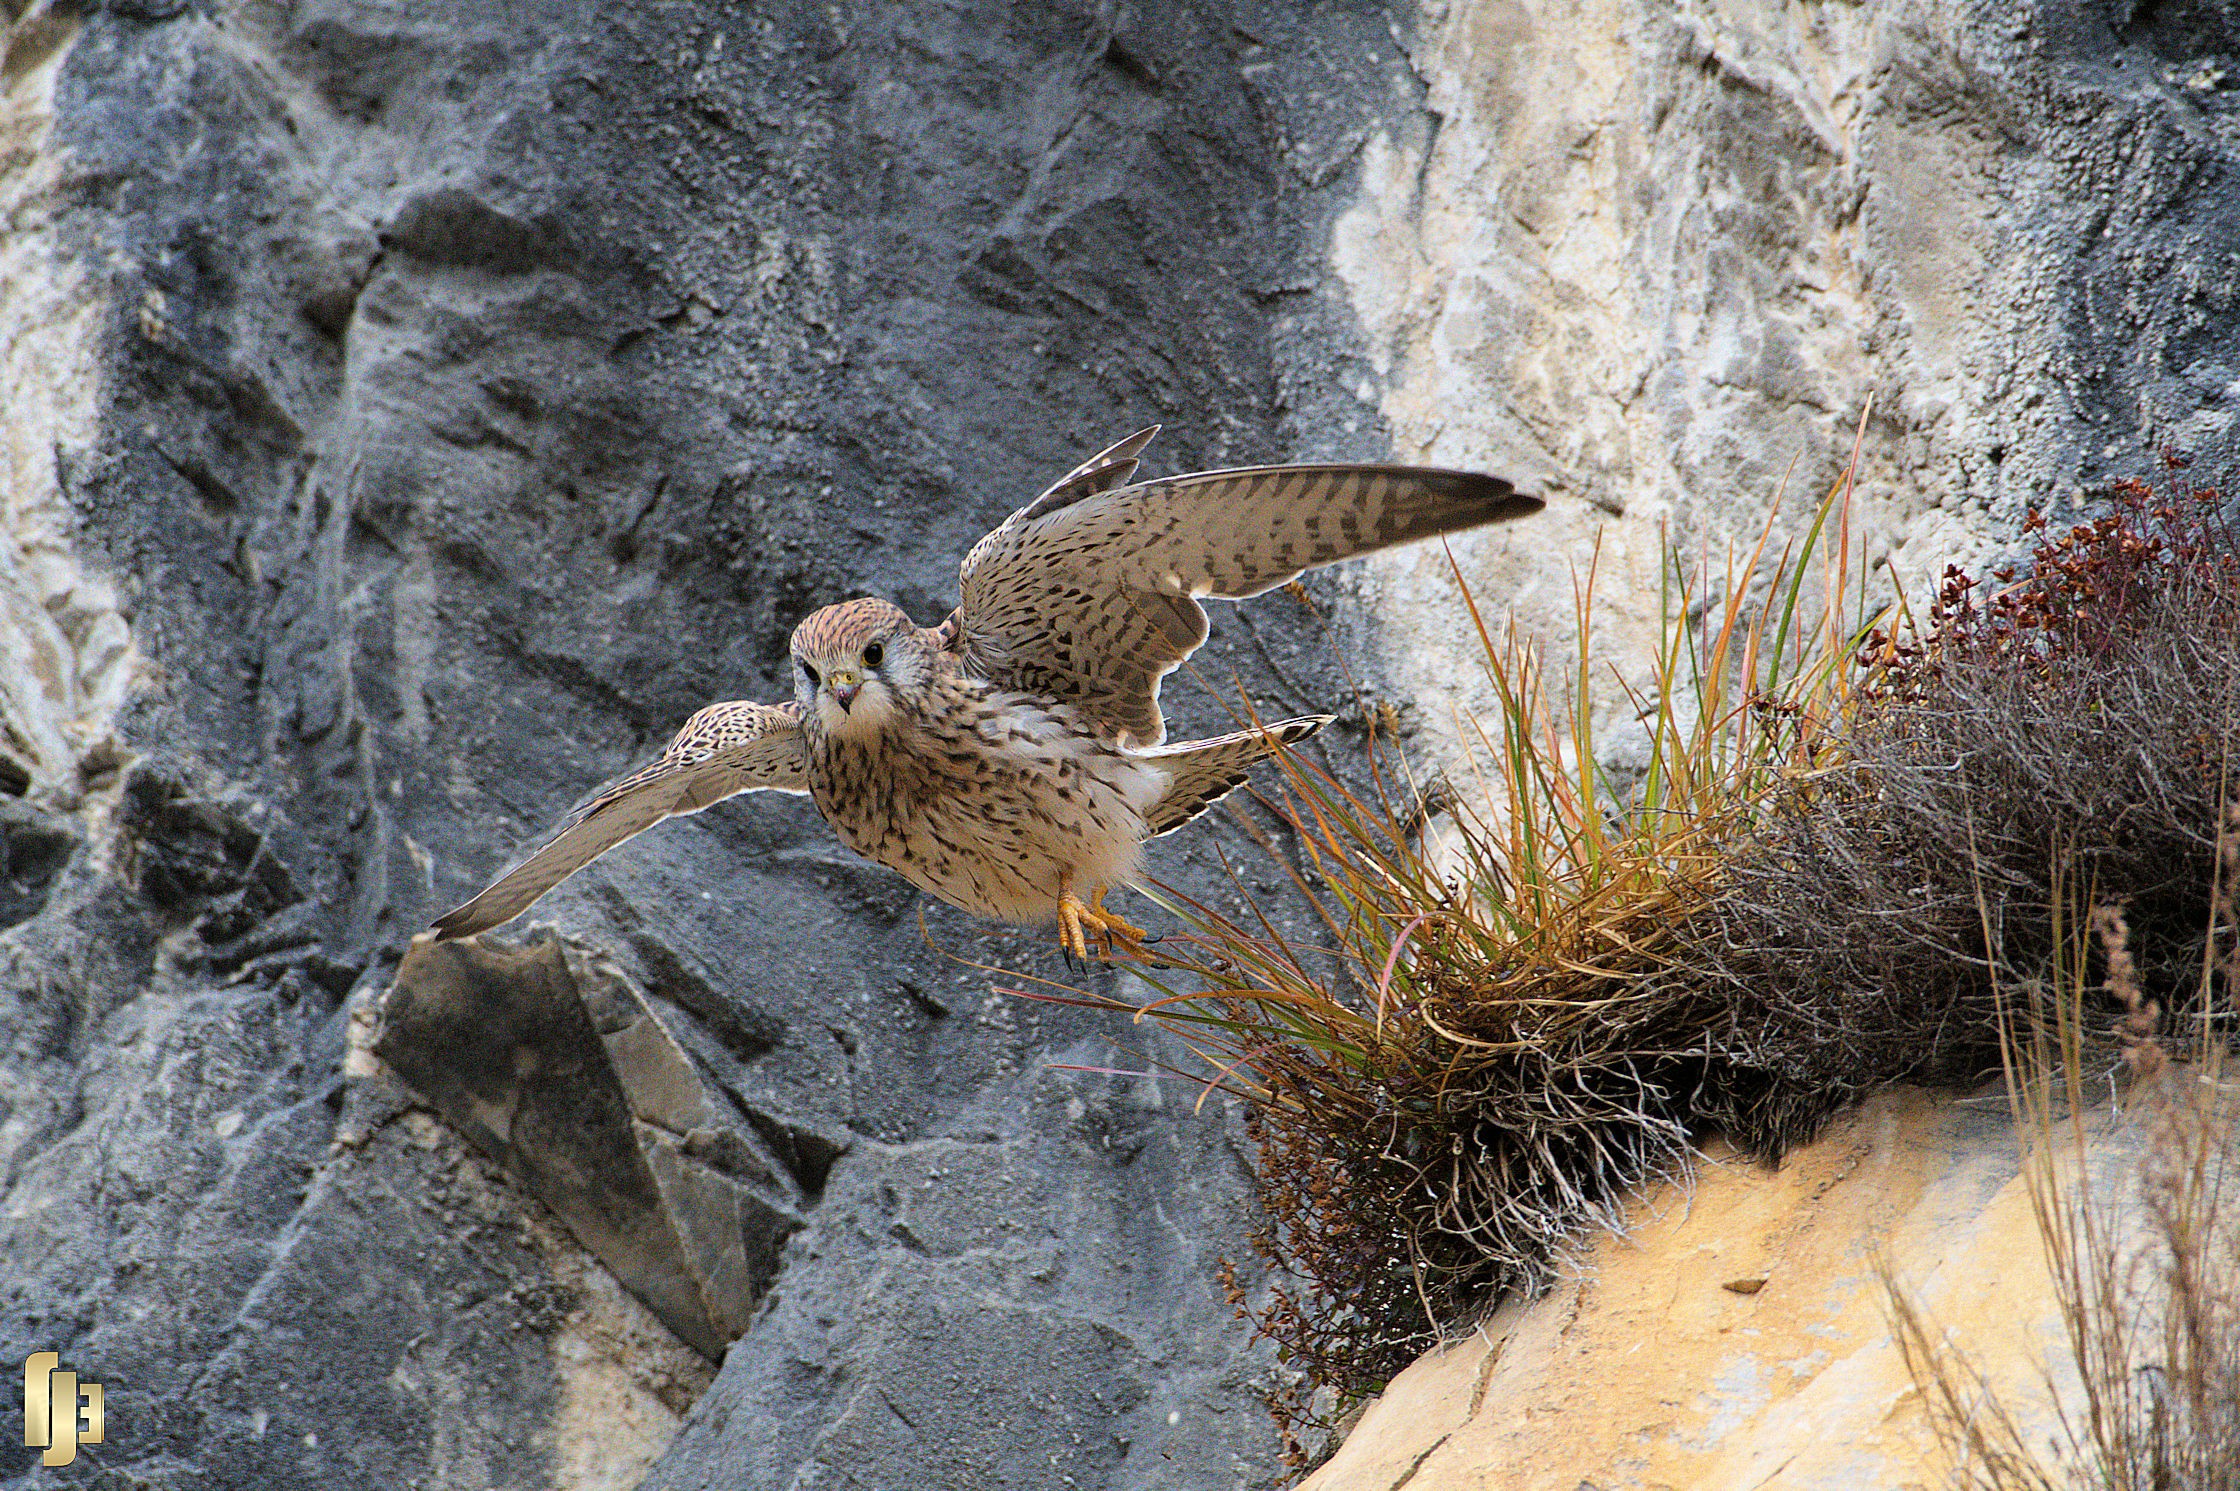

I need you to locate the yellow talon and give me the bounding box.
[1087,886,1149,946]
[1056,879,1149,960]
[1066,886,1102,958]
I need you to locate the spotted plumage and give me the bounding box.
[431,429,1543,954]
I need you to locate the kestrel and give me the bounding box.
[431,429,1542,958]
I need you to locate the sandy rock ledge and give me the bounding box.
[1303,1086,2160,1491]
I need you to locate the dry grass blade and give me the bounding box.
[1883,847,2240,1491]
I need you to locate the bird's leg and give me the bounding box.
[1057,872,1093,962]
[1056,875,1149,960]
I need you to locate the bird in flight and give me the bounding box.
[431,428,1542,958]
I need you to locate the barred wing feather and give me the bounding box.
[956,460,1541,746]
[430,700,807,941]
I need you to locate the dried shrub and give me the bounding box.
[1684,477,2240,1145]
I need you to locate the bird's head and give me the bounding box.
[790,597,925,740]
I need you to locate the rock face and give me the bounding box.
[1330,0,2240,761]
[0,3,1403,1487]
[2,3,2237,1491]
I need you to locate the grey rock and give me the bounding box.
[7,1,1368,1486]
[0,798,75,930]
[640,1050,1275,1491]
[377,933,809,1359]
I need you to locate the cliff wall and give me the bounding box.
[1,2,2235,1489]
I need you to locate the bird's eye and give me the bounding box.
[800,660,819,685]
[863,642,884,669]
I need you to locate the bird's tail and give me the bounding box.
[1138,715,1330,837]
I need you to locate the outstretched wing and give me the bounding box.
[430,700,808,941]
[956,446,1543,746]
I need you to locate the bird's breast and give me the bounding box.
[802,690,1162,917]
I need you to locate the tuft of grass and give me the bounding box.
[1108,458,1885,1430]
[1051,452,2240,1464]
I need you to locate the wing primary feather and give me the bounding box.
[429,700,806,941]
[1013,426,1163,523]
[1047,426,1160,492]
[1140,715,1331,836]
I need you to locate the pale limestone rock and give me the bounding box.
[0,4,138,791]
[1325,0,2238,771]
